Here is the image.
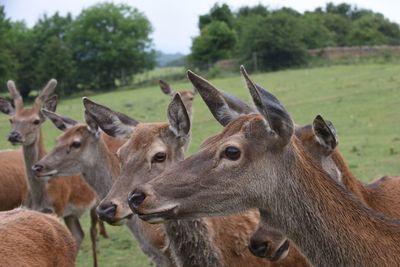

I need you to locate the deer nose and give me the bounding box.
[127,190,146,211]
[8,131,21,143]
[96,203,117,223]
[32,164,44,174]
[248,240,268,258]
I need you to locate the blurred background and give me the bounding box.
[1,1,400,266]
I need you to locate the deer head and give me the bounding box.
[159,79,196,117]
[248,210,290,261]
[82,94,191,225]
[31,108,103,177]
[127,66,295,222]
[0,79,58,146]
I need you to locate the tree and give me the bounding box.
[301,13,336,49]
[68,3,155,91]
[0,6,17,90]
[29,12,75,96]
[236,12,307,71]
[190,21,237,69]
[199,4,235,30]
[348,14,400,45]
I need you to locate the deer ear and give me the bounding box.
[42,109,78,132]
[0,97,15,115]
[83,97,139,139]
[187,70,250,126]
[168,93,190,138]
[312,115,338,152]
[241,65,294,146]
[159,80,174,96]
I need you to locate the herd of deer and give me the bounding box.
[0,65,399,267]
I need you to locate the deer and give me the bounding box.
[32,106,172,267]
[249,114,400,262]
[127,66,400,267]
[0,208,77,266]
[75,95,309,267]
[0,80,106,267]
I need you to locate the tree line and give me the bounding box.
[0,3,155,97]
[189,2,400,71]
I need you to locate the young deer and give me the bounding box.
[129,67,400,267]
[0,208,77,266]
[82,95,310,267]
[0,80,105,267]
[33,106,171,267]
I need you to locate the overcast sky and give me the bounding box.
[3,0,399,54]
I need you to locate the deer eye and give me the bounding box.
[33,119,40,125]
[224,146,241,161]
[9,118,13,124]
[152,152,166,163]
[71,141,81,149]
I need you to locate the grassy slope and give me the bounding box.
[0,64,399,266]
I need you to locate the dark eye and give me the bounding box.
[71,141,81,149]
[9,118,13,124]
[224,146,241,161]
[153,152,166,163]
[33,119,40,125]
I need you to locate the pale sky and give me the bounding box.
[3,0,400,54]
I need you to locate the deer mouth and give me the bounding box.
[268,240,290,262]
[35,169,58,177]
[137,205,179,224]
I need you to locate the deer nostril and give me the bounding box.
[8,131,21,142]
[127,191,146,211]
[32,164,44,173]
[96,203,117,222]
[248,241,268,258]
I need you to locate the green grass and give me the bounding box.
[1,64,400,266]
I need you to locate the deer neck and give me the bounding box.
[22,128,50,209]
[164,219,222,267]
[331,151,369,204]
[259,139,400,267]
[80,136,117,199]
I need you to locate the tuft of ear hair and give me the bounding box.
[168,93,190,137]
[84,110,99,133]
[313,115,338,152]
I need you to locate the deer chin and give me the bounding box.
[136,204,179,224]
[107,214,133,226]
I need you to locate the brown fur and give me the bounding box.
[0,208,77,267]
[0,150,28,210]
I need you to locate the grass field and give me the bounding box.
[0,64,399,266]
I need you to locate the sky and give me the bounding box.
[3,0,400,54]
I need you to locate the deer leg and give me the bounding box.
[64,215,84,249]
[90,208,99,267]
